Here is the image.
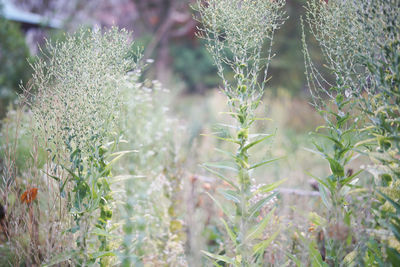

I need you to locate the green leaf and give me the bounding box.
[303,147,326,158]
[327,157,345,177]
[214,148,235,158]
[106,150,137,169]
[254,179,287,195]
[247,207,276,242]
[285,252,302,267]
[340,169,363,187]
[45,172,60,182]
[305,171,329,190]
[354,138,376,148]
[308,212,327,227]
[202,165,239,190]
[242,134,273,152]
[221,218,237,245]
[201,250,235,265]
[60,165,80,181]
[248,192,278,219]
[206,192,232,221]
[252,228,280,256]
[387,247,400,265]
[204,162,237,172]
[219,189,240,203]
[378,191,400,214]
[249,157,283,170]
[216,123,239,130]
[314,132,343,149]
[319,183,331,208]
[343,251,357,267]
[60,176,70,194]
[309,241,328,267]
[201,133,240,144]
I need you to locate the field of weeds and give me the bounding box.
[0,0,399,266]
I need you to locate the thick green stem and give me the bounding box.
[235,101,252,266]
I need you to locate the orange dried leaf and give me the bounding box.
[20,188,38,204]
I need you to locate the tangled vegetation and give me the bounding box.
[0,0,399,266]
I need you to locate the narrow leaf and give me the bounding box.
[201,134,240,144]
[206,192,232,221]
[252,228,280,256]
[249,157,283,170]
[327,157,345,177]
[248,192,278,219]
[107,150,137,169]
[202,165,239,190]
[201,250,235,265]
[285,252,302,267]
[254,179,287,195]
[204,162,237,172]
[247,207,276,242]
[340,170,363,187]
[242,134,273,151]
[219,189,240,203]
[378,191,400,214]
[221,218,237,245]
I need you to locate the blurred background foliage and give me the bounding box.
[0,3,32,119]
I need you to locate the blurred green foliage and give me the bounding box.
[0,7,32,119]
[170,40,219,93]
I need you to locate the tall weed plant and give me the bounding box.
[302,0,400,265]
[27,27,140,266]
[196,0,287,265]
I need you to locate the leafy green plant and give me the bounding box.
[301,0,371,264]
[360,7,400,262]
[27,27,140,265]
[302,0,400,265]
[196,0,286,265]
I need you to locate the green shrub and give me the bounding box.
[170,40,220,93]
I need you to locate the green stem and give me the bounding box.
[235,101,252,266]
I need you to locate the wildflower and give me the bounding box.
[20,188,38,204]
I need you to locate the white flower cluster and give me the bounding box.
[303,0,399,103]
[31,27,137,156]
[197,0,286,99]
